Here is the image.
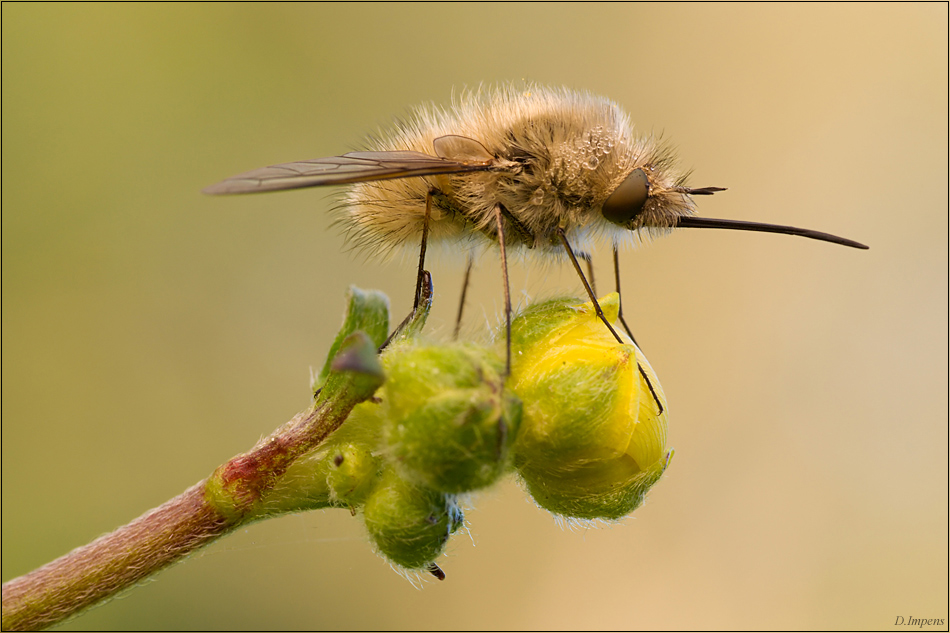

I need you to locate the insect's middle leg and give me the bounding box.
[613,245,640,347]
[580,252,597,298]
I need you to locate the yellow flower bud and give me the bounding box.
[508,293,672,520]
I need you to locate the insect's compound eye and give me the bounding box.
[602,168,649,226]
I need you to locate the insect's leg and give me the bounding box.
[379,272,432,351]
[495,204,512,377]
[412,188,435,309]
[557,228,622,343]
[638,360,664,416]
[613,246,662,414]
[557,230,663,415]
[453,252,475,340]
[613,246,639,347]
[379,189,436,351]
[580,252,597,298]
[499,205,535,246]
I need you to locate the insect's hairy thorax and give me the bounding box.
[340,86,655,256]
[459,112,633,249]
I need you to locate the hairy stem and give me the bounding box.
[1,483,229,631]
[2,317,387,631]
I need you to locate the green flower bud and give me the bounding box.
[380,343,521,493]
[362,468,463,570]
[326,442,379,509]
[508,293,672,520]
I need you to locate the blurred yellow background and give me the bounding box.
[3,4,946,630]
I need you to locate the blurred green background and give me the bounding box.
[3,4,947,630]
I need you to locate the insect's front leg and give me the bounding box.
[412,187,437,310]
[557,228,664,415]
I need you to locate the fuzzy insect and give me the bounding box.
[204,84,867,377]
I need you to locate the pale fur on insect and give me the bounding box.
[206,83,866,260]
[338,84,691,260]
[205,83,867,365]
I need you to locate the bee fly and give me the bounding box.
[205,84,868,409]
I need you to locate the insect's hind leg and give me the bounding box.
[557,229,664,415]
[379,188,436,351]
[453,252,474,340]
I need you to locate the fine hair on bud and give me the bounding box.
[361,468,463,570]
[381,342,522,494]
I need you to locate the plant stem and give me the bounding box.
[2,329,385,631]
[1,482,229,631]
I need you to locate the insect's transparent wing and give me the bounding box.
[204,150,494,195]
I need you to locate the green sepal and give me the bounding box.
[317,331,385,406]
[313,286,389,393]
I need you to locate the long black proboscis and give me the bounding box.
[676,216,869,250]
